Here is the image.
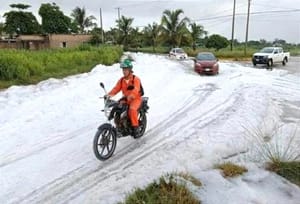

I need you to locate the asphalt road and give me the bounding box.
[240,56,300,74]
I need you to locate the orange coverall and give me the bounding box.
[108,74,142,127]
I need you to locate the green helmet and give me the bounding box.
[120,59,133,69]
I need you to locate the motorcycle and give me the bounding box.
[93,82,149,161]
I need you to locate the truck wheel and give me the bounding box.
[282,58,287,66]
[267,59,273,67]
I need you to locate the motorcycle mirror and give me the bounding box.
[100,82,105,89]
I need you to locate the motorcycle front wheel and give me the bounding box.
[93,123,117,161]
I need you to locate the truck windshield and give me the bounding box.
[259,47,274,53]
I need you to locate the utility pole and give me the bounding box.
[100,8,104,43]
[244,0,251,55]
[115,7,121,21]
[115,7,121,45]
[231,0,236,51]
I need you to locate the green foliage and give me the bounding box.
[215,162,248,177]
[71,7,96,34]
[243,123,300,186]
[121,174,200,204]
[0,22,4,35]
[9,4,31,10]
[205,34,229,51]
[127,46,170,54]
[267,161,300,186]
[116,15,134,49]
[128,27,143,50]
[0,46,123,88]
[0,51,32,80]
[143,22,161,52]
[90,27,104,45]
[161,9,190,47]
[3,5,40,35]
[189,23,207,51]
[39,3,73,34]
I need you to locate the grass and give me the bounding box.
[175,172,202,187]
[215,162,248,178]
[120,173,201,204]
[243,123,300,164]
[243,122,300,186]
[0,45,123,89]
[267,161,300,186]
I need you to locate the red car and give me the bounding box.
[194,52,219,75]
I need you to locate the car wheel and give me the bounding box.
[282,58,287,66]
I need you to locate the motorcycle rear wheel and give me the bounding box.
[134,112,147,139]
[93,123,117,161]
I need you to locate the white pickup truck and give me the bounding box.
[252,47,290,67]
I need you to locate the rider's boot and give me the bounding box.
[132,126,139,138]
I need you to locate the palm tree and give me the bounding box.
[116,15,134,49]
[161,9,190,48]
[190,22,207,50]
[106,28,119,44]
[71,7,96,33]
[130,27,142,51]
[144,22,161,52]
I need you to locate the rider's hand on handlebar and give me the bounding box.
[127,95,134,101]
[104,94,111,100]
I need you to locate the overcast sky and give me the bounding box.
[1,0,300,43]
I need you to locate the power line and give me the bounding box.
[192,9,300,22]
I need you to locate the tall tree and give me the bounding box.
[39,3,73,34]
[116,15,134,49]
[205,34,229,51]
[90,27,104,45]
[3,4,40,36]
[144,22,161,52]
[161,9,189,47]
[129,27,142,51]
[71,7,96,34]
[0,22,4,36]
[105,28,119,44]
[189,22,207,50]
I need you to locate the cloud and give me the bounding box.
[1,0,300,43]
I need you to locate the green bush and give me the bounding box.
[0,45,123,88]
[121,174,201,204]
[267,161,300,186]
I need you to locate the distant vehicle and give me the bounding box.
[252,47,290,68]
[169,48,188,60]
[193,52,219,75]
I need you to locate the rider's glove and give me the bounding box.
[127,95,134,101]
[104,94,111,100]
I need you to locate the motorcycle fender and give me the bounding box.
[97,123,115,132]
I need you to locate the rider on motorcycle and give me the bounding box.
[106,58,142,137]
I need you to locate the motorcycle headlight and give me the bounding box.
[104,106,111,118]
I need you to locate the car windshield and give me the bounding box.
[175,48,184,53]
[259,47,274,53]
[196,53,216,61]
